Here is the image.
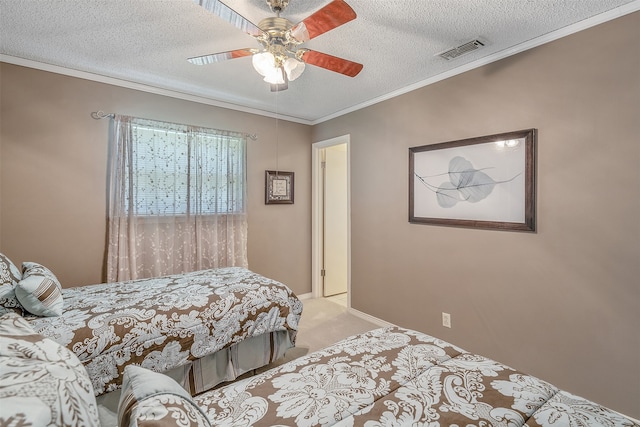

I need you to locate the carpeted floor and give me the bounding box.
[296,297,383,351]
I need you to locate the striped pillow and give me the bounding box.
[15,262,63,317]
[118,365,212,427]
[0,252,24,315]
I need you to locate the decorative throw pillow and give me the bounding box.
[118,365,212,427]
[0,312,100,426]
[15,261,63,316]
[0,252,24,315]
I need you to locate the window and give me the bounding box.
[107,115,248,281]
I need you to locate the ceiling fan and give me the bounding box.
[188,0,363,91]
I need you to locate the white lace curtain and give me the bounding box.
[107,115,248,282]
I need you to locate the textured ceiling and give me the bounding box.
[1,0,638,124]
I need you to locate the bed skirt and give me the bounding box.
[96,329,294,411]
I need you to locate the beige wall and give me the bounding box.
[313,12,639,419]
[0,64,312,295]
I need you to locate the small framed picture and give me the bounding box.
[265,170,294,204]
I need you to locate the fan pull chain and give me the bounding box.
[275,88,279,175]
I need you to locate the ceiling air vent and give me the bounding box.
[437,39,485,60]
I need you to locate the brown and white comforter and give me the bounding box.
[194,326,638,427]
[26,267,302,395]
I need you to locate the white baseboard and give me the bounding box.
[347,307,396,328]
[300,295,395,327]
[297,292,314,300]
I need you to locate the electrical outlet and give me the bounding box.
[442,312,451,328]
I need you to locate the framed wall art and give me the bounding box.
[409,129,537,232]
[265,170,294,204]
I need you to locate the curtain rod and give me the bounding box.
[90,110,258,141]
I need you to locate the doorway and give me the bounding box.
[312,135,350,305]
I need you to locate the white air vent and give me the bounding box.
[437,39,485,60]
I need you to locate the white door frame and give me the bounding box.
[312,135,351,305]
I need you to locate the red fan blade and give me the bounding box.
[290,0,357,42]
[193,0,263,37]
[188,49,256,65]
[301,50,363,77]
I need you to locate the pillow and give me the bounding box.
[15,261,63,316]
[0,252,24,315]
[0,312,100,426]
[118,365,212,427]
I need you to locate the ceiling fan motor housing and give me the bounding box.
[258,17,293,37]
[257,17,300,64]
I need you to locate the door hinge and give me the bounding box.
[320,269,326,277]
[321,161,326,169]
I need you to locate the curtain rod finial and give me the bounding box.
[91,111,114,120]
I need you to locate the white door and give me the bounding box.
[322,144,348,297]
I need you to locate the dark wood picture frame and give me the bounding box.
[265,170,294,204]
[409,129,537,232]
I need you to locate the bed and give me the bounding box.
[0,254,302,400]
[118,326,639,427]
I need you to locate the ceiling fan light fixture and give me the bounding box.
[252,51,276,77]
[270,74,289,92]
[290,22,309,42]
[263,66,286,84]
[283,57,305,81]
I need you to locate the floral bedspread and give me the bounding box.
[26,267,302,395]
[196,326,638,427]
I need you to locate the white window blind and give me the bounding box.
[123,121,246,216]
